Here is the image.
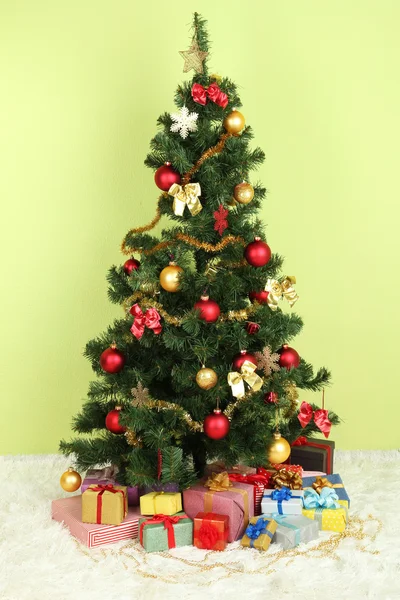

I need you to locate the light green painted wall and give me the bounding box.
[1,0,399,454]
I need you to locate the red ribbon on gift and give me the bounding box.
[297,401,332,438]
[291,436,333,475]
[86,484,126,524]
[228,473,270,487]
[198,521,220,549]
[139,513,187,549]
[130,304,162,339]
[191,82,229,108]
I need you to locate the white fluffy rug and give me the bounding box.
[1,452,399,600]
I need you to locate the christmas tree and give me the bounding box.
[60,13,339,488]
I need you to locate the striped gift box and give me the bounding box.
[254,484,264,516]
[52,495,140,548]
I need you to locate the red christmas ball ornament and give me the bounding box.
[278,344,300,369]
[232,350,257,371]
[105,406,126,435]
[123,258,140,275]
[244,237,271,268]
[246,322,260,335]
[99,344,125,374]
[264,391,279,404]
[249,290,269,304]
[154,162,181,191]
[203,409,230,440]
[194,295,220,323]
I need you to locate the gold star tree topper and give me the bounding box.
[179,38,208,74]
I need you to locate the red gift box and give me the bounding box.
[229,473,270,516]
[194,512,229,550]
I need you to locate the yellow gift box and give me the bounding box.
[302,500,348,533]
[82,484,128,526]
[140,491,182,516]
[241,516,277,551]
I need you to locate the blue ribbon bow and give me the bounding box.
[271,486,292,502]
[245,517,273,547]
[303,486,340,510]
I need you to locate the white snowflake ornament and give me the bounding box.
[170,106,198,139]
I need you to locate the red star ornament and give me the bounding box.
[213,204,229,236]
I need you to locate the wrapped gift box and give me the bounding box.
[302,473,350,508]
[140,491,182,516]
[139,512,193,552]
[261,488,304,515]
[82,484,127,525]
[81,468,139,506]
[183,473,254,542]
[289,437,335,474]
[302,471,326,478]
[204,462,257,477]
[140,482,179,495]
[302,502,348,532]
[193,512,229,551]
[271,464,303,477]
[272,514,319,549]
[241,516,277,551]
[228,473,269,516]
[52,496,140,548]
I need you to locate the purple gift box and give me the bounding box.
[81,467,140,507]
[140,482,180,495]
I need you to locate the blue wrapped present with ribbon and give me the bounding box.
[302,473,350,508]
[241,516,277,551]
[261,486,304,515]
[271,513,319,549]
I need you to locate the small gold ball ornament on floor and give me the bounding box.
[223,108,245,134]
[196,366,218,390]
[60,467,82,492]
[267,432,291,464]
[234,182,254,205]
[159,261,183,292]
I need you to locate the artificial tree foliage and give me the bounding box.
[60,13,339,487]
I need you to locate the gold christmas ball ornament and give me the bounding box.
[60,467,82,493]
[196,366,218,390]
[234,182,254,205]
[267,432,291,464]
[159,262,183,292]
[223,109,245,134]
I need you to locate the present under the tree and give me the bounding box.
[193,512,229,550]
[302,473,350,508]
[289,437,335,474]
[228,473,269,516]
[140,491,182,516]
[240,516,277,551]
[261,487,304,515]
[82,484,128,525]
[140,482,179,495]
[204,461,256,477]
[182,472,254,542]
[81,467,139,506]
[139,512,193,552]
[52,495,140,547]
[271,464,303,477]
[272,514,319,549]
[302,486,348,532]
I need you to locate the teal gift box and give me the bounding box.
[139,512,193,552]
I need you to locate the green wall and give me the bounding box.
[1,1,399,454]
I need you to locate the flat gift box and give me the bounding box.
[261,488,304,515]
[302,473,350,508]
[289,438,335,474]
[139,512,193,552]
[140,491,182,516]
[204,462,257,477]
[302,501,348,533]
[81,469,140,506]
[51,496,140,548]
[241,516,277,551]
[193,512,229,551]
[82,484,127,525]
[183,480,254,542]
[272,514,319,549]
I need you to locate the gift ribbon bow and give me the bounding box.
[227,360,263,399]
[271,486,293,502]
[228,473,270,487]
[264,276,298,311]
[168,182,202,217]
[297,401,332,438]
[303,487,340,510]
[312,476,344,495]
[198,521,220,549]
[130,304,162,339]
[139,513,187,549]
[87,484,126,524]
[271,468,303,490]
[204,471,232,492]
[245,517,274,548]
[191,82,229,108]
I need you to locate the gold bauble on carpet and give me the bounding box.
[234,182,254,204]
[267,432,291,464]
[196,366,218,390]
[223,109,245,134]
[60,467,82,492]
[159,262,183,292]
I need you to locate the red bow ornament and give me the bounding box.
[297,401,332,438]
[130,304,162,339]
[191,83,229,108]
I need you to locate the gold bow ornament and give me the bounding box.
[271,468,303,490]
[312,476,344,495]
[168,182,202,216]
[265,276,298,311]
[227,360,263,399]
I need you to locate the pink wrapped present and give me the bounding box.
[183,472,254,542]
[204,461,256,477]
[52,496,141,548]
[228,473,269,516]
[81,467,140,506]
[302,470,326,478]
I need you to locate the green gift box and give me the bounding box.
[139,512,193,552]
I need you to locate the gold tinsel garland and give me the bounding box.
[124,429,143,448]
[181,132,234,185]
[121,197,164,256]
[282,381,300,418]
[122,232,245,258]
